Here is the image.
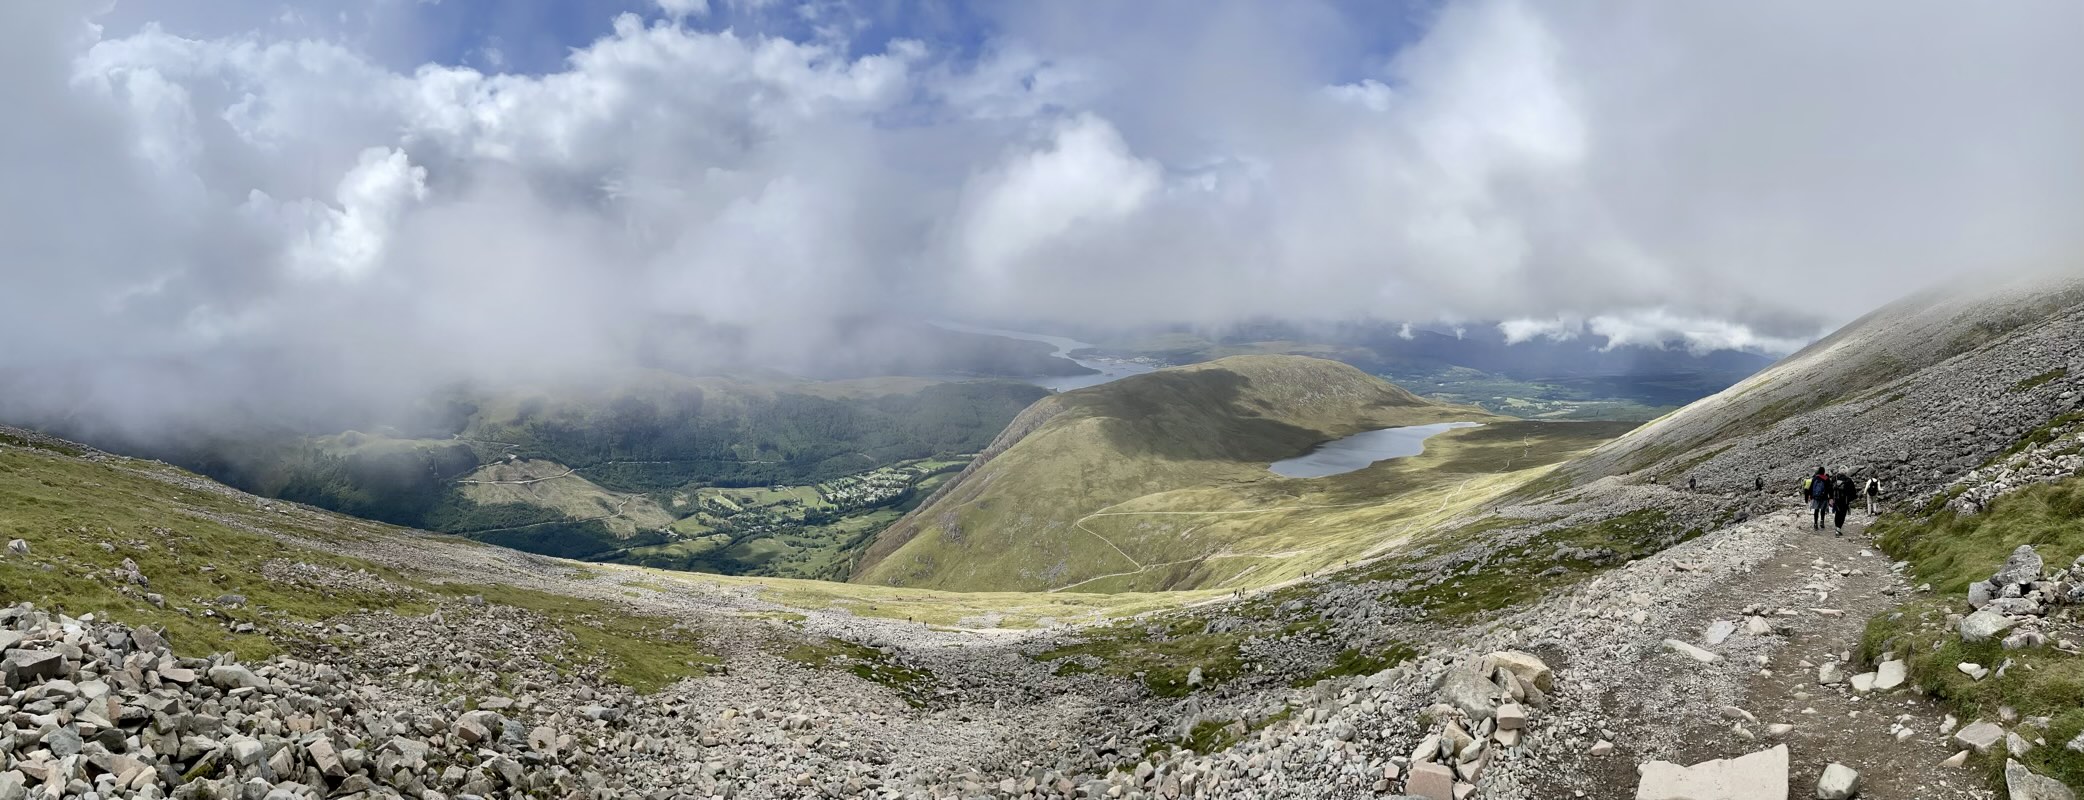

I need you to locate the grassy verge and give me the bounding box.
[433,584,719,693]
[0,446,432,660]
[783,636,938,707]
[1860,599,2084,786]
[1866,473,2084,787]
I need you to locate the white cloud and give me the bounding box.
[1498,317,1580,344]
[3,0,2082,430]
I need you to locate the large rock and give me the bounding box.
[1991,545,2045,589]
[1954,721,2005,753]
[1437,667,1505,721]
[1985,598,2044,617]
[1481,650,1554,692]
[1961,610,2019,643]
[2004,758,2075,800]
[1814,763,1859,800]
[1969,582,1995,610]
[207,664,271,691]
[1873,660,1908,691]
[1636,744,1789,800]
[1405,761,1456,800]
[2,650,64,684]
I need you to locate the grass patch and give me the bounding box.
[783,637,939,707]
[433,583,718,693]
[0,447,433,660]
[1034,616,1248,698]
[1867,472,2084,789]
[1873,475,2084,594]
[2012,368,2069,394]
[1292,642,1419,688]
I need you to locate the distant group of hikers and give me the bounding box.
[1800,466,1881,536]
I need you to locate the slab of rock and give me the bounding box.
[1817,663,1844,685]
[1959,662,1990,681]
[2,650,64,683]
[1985,597,2043,617]
[1991,545,2044,589]
[1961,611,2017,643]
[1705,620,1738,646]
[1953,721,2004,754]
[1849,672,1877,693]
[1635,744,1788,800]
[1744,616,1774,636]
[1664,639,1722,663]
[2004,758,2075,800]
[207,664,270,691]
[1814,763,1858,800]
[1406,761,1456,800]
[1495,703,1527,731]
[1873,660,1907,691]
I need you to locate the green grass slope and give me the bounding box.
[850,355,1510,593]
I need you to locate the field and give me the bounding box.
[608,457,971,580]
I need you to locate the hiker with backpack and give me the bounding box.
[1864,475,1882,515]
[1806,466,1832,530]
[1831,473,1856,535]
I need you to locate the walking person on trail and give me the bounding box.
[1806,466,1832,530]
[1688,476,1697,491]
[1831,474,1856,536]
[1755,475,1765,493]
[1864,475,1882,515]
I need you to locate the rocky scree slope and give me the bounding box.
[1566,275,2084,498]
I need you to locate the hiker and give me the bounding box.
[1755,475,1765,492]
[1864,475,1882,514]
[1807,466,1832,530]
[1688,476,1697,491]
[1831,474,1856,535]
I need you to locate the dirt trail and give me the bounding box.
[1557,513,1994,799]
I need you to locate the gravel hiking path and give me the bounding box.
[1562,513,1994,799]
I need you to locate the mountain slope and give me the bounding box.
[851,355,1522,592]
[1560,274,2084,497]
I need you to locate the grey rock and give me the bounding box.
[1814,762,1859,800]
[1636,744,1788,800]
[3,649,64,683]
[1437,666,1504,721]
[1969,582,1995,609]
[206,665,270,691]
[2004,758,2075,800]
[1954,721,2005,753]
[1961,610,2019,643]
[1992,545,2045,588]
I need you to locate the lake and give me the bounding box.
[930,321,1157,392]
[1269,422,1483,478]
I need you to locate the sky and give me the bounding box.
[5,0,2083,432]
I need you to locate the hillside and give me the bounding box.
[852,355,1632,593]
[1561,274,2084,496]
